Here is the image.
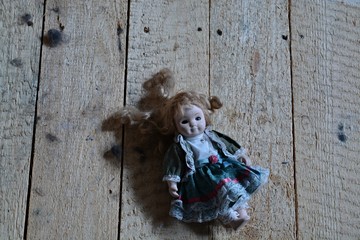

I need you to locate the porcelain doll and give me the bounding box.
[119,69,269,229]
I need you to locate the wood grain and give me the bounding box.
[291,1,360,239]
[26,0,127,239]
[1,0,359,239]
[120,0,210,238]
[0,1,43,239]
[210,0,295,239]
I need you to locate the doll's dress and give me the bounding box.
[163,129,269,224]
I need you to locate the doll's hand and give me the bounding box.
[240,155,252,166]
[167,181,179,198]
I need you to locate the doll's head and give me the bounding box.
[159,91,223,136]
[174,104,206,138]
[118,69,223,153]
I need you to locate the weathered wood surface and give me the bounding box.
[210,1,295,239]
[291,1,360,239]
[121,0,210,238]
[1,0,359,239]
[25,0,127,239]
[0,1,43,239]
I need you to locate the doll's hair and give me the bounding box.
[158,91,222,135]
[119,68,222,151]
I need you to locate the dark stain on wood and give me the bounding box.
[133,146,146,162]
[43,29,64,48]
[51,7,60,13]
[111,145,122,159]
[33,208,41,216]
[86,135,94,141]
[10,58,23,68]
[337,123,347,143]
[173,42,179,51]
[117,22,124,35]
[20,13,33,26]
[46,133,60,142]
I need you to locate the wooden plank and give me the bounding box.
[0,1,43,238]
[291,1,360,239]
[26,0,127,239]
[210,0,295,239]
[120,0,210,238]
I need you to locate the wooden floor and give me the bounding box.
[1,0,359,239]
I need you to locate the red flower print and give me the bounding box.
[209,155,218,164]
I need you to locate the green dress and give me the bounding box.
[163,128,269,224]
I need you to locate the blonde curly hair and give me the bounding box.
[120,68,222,139]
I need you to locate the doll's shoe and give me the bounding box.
[229,209,250,230]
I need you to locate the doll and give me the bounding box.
[119,69,269,229]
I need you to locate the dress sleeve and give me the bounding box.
[162,144,185,183]
[212,130,242,154]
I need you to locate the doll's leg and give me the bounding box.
[229,208,250,230]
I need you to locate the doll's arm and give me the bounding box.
[238,152,251,166]
[212,130,252,166]
[233,146,252,166]
[163,144,184,197]
[167,181,179,198]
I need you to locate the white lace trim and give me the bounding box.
[168,166,269,224]
[169,180,251,224]
[162,175,181,182]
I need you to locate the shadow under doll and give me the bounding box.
[101,69,210,235]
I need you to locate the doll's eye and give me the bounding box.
[181,120,189,124]
[195,117,201,121]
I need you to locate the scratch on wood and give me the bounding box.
[34,188,45,197]
[117,21,124,52]
[57,15,65,31]
[250,50,260,76]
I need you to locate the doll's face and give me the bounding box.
[174,104,206,138]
